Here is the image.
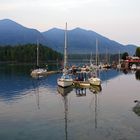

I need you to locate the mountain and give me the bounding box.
[125,44,137,54]
[0,19,47,45]
[42,27,137,55]
[0,19,137,55]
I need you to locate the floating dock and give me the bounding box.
[73,80,90,88]
[31,70,62,78]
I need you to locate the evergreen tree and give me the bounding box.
[135,47,140,57]
[0,44,62,63]
[122,52,129,60]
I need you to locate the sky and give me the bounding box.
[0,0,140,46]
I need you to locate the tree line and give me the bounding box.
[136,47,140,57]
[121,47,140,60]
[0,44,62,64]
[0,44,140,64]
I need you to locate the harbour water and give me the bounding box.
[0,64,140,140]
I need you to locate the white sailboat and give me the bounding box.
[102,48,111,69]
[57,23,73,87]
[117,50,121,69]
[89,52,95,71]
[88,39,101,86]
[88,76,101,86]
[31,41,47,77]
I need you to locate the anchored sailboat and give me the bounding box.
[88,39,101,86]
[57,23,73,87]
[31,41,47,77]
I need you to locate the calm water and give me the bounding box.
[0,64,140,140]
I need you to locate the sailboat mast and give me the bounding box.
[64,22,67,69]
[37,40,39,67]
[105,48,108,64]
[118,50,120,65]
[90,52,92,65]
[96,38,98,66]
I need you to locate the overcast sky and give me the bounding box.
[0,0,140,45]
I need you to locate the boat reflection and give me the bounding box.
[89,85,102,94]
[133,100,140,116]
[57,86,73,96]
[89,85,102,129]
[75,87,86,97]
[57,86,73,140]
[135,69,140,80]
[32,78,41,109]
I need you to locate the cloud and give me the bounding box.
[0,0,94,10]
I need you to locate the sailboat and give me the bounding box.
[31,41,47,77]
[102,48,111,69]
[88,74,101,86]
[89,52,95,71]
[88,39,101,86]
[117,50,121,69]
[57,23,73,88]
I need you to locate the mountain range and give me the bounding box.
[0,19,137,55]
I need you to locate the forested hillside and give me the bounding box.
[0,44,62,64]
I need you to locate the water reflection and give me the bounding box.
[0,64,33,101]
[75,87,86,97]
[0,63,32,76]
[1,64,140,140]
[32,78,41,109]
[57,86,73,140]
[135,69,140,80]
[89,85,102,129]
[89,85,102,94]
[0,76,33,101]
[133,100,140,116]
[0,64,122,102]
[122,69,129,74]
[74,85,102,129]
[57,86,73,97]
[100,69,121,82]
[121,69,140,80]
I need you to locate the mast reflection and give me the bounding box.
[135,69,140,80]
[32,78,41,109]
[75,87,86,97]
[57,86,73,140]
[89,85,102,129]
[133,100,140,116]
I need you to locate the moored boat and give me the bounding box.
[73,80,90,88]
[88,38,101,86]
[88,76,101,86]
[57,74,73,87]
[57,23,73,88]
[31,68,47,77]
[31,41,47,77]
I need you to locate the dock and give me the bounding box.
[73,80,90,88]
[31,70,62,78]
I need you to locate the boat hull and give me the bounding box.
[88,77,101,86]
[57,78,73,88]
[31,68,47,77]
[73,81,90,88]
